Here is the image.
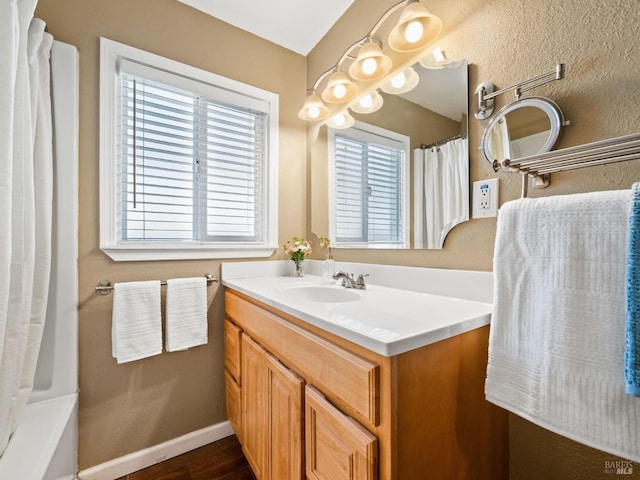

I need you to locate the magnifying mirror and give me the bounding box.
[481,97,565,165]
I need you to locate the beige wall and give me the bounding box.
[33,0,640,475]
[35,0,307,470]
[353,93,462,149]
[308,0,640,478]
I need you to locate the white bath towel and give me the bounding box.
[165,277,208,352]
[111,281,162,364]
[485,190,640,462]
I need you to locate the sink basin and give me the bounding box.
[277,284,361,303]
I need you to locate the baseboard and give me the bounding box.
[78,421,233,480]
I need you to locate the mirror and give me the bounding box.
[311,59,469,249]
[481,96,564,166]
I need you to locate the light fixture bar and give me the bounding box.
[301,0,442,124]
[309,0,407,91]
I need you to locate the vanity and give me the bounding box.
[222,261,508,480]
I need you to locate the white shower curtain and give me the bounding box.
[423,146,442,249]
[414,137,469,249]
[0,0,54,456]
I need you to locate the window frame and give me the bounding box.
[99,37,279,261]
[328,121,410,249]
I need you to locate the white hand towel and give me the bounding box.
[165,277,208,352]
[112,280,162,364]
[485,190,640,462]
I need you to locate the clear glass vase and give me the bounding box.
[293,260,304,277]
[322,254,335,284]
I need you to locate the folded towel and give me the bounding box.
[485,190,640,462]
[112,280,162,364]
[165,277,208,352]
[626,182,640,396]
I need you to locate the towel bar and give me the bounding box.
[95,274,218,295]
[494,132,640,198]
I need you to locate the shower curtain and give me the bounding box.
[0,0,54,456]
[415,137,469,249]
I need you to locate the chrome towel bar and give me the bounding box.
[494,132,640,198]
[95,273,218,295]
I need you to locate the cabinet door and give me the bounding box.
[242,333,305,480]
[305,385,378,480]
[224,369,242,440]
[224,319,242,383]
[267,355,304,480]
[242,334,268,479]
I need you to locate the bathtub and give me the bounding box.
[0,40,79,480]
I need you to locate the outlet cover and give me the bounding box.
[472,178,499,218]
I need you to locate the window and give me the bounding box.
[99,38,278,261]
[328,122,410,248]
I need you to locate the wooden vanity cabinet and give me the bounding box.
[224,319,243,441]
[241,333,304,480]
[224,369,242,440]
[224,289,508,480]
[306,385,378,480]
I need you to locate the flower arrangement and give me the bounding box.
[282,236,312,266]
[319,236,333,259]
[318,236,336,282]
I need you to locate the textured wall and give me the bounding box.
[31,0,640,474]
[308,0,640,478]
[309,0,640,271]
[34,0,306,470]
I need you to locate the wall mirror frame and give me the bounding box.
[481,96,566,169]
[311,58,469,250]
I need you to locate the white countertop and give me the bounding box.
[222,261,493,357]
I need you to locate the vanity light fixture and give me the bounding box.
[326,111,356,130]
[298,0,442,124]
[348,38,392,81]
[388,1,442,52]
[321,70,359,103]
[350,90,384,114]
[298,91,331,121]
[419,46,447,69]
[380,66,419,94]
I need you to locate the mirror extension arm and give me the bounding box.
[474,63,565,120]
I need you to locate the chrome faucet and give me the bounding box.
[332,271,369,290]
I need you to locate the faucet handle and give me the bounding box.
[356,273,369,289]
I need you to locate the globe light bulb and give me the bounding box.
[405,20,424,44]
[390,72,406,89]
[333,113,346,127]
[359,94,373,109]
[333,83,347,99]
[308,106,320,119]
[362,57,378,76]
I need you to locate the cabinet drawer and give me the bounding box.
[226,290,379,426]
[306,385,378,480]
[224,318,242,383]
[224,370,241,441]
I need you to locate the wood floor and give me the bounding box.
[116,435,256,480]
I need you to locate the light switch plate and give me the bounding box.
[472,178,499,218]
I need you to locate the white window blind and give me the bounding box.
[119,70,266,243]
[100,39,278,261]
[333,127,408,246]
